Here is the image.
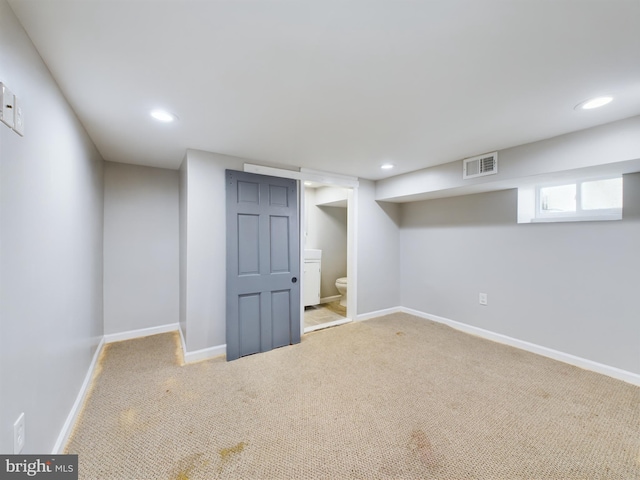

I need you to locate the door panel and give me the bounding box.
[238,294,261,356]
[270,216,290,273]
[226,169,300,361]
[271,290,291,348]
[238,214,260,275]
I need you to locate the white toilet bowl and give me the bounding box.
[335,277,348,307]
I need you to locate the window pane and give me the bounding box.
[582,177,622,210]
[540,184,576,213]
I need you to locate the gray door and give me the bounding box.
[226,169,300,361]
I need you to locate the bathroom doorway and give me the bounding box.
[302,182,352,333]
[243,164,358,335]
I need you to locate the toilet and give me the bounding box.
[335,277,348,307]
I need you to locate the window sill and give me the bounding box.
[525,214,622,224]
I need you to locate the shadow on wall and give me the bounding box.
[376,200,402,227]
[400,189,518,229]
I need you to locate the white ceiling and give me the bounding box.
[8,0,640,180]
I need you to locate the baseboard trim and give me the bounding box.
[320,295,341,304]
[401,307,640,386]
[355,306,402,322]
[184,344,226,363]
[104,323,179,344]
[52,337,105,454]
[178,326,226,363]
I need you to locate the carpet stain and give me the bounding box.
[172,453,205,480]
[164,377,178,390]
[219,441,247,461]
[409,430,438,467]
[119,408,137,428]
[217,442,247,475]
[396,331,405,336]
[535,388,551,399]
[172,331,185,366]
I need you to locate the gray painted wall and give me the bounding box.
[103,162,179,334]
[304,188,348,298]
[399,173,640,374]
[181,149,244,352]
[0,0,104,453]
[179,155,188,342]
[356,180,401,314]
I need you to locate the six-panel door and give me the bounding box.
[226,170,301,361]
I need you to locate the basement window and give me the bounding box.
[518,176,623,223]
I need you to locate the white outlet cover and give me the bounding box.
[479,293,488,305]
[13,96,24,136]
[1,83,16,129]
[14,412,25,454]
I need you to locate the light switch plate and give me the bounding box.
[1,82,16,129]
[14,412,25,454]
[13,95,24,136]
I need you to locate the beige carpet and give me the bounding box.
[66,313,640,479]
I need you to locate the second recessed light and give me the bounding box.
[150,109,178,122]
[575,96,613,110]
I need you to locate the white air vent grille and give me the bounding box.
[463,152,498,179]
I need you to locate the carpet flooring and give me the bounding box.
[66,313,640,479]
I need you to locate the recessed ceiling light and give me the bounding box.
[381,163,394,170]
[150,109,178,122]
[575,96,613,110]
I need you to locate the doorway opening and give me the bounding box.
[243,164,358,336]
[302,182,351,332]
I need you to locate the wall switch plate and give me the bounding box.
[479,293,488,305]
[1,82,16,129]
[13,96,24,136]
[14,412,25,454]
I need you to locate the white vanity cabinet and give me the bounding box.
[303,249,322,307]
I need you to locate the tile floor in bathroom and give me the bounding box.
[304,301,347,329]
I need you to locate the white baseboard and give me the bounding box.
[355,306,402,322]
[184,344,226,363]
[104,323,179,344]
[178,325,226,363]
[320,295,342,304]
[401,307,640,386]
[52,337,105,454]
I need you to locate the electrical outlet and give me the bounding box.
[479,293,488,306]
[14,412,25,454]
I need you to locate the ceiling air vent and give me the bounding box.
[463,152,498,179]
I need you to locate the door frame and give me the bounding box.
[243,164,359,333]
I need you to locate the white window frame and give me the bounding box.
[533,176,622,223]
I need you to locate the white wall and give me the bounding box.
[0,0,104,453]
[400,173,640,374]
[356,180,401,314]
[103,162,179,334]
[304,188,348,298]
[179,154,188,341]
[181,149,244,352]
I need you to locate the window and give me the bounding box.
[518,176,623,223]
